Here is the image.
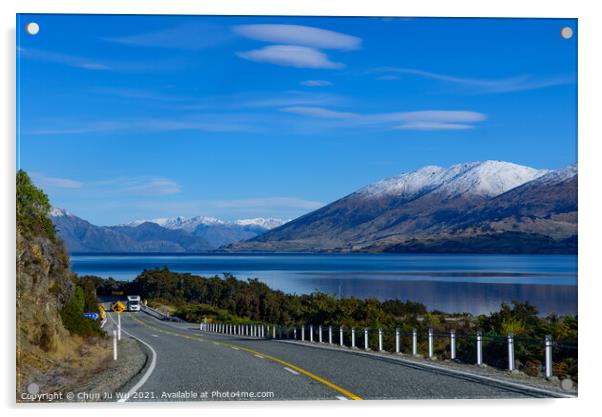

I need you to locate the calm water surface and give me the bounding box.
[70,253,577,316]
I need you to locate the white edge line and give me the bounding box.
[108,313,158,403]
[336,396,349,400]
[283,367,299,375]
[254,354,264,359]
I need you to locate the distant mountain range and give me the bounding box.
[50,209,287,253]
[228,160,577,254]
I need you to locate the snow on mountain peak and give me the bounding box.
[234,218,289,229]
[127,215,287,231]
[49,207,73,217]
[359,160,549,200]
[532,164,577,186]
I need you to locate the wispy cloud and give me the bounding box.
[104,23,233,49]
[281,106,356,119]
[233,24,361,50]
[300,80,333,87]
[18,47,110,70]
[97,196,324,221]
[23,114,259,136]
[280,107,487,131]
[373,67,575,94]
[30,173,83,189]
[118,177,182,195]
[394,122,474,130]
[237,45,344,69]
[18,47,185,72]
[234,24,360,70]
[212,197,324,211]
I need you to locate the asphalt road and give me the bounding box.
[104,310,555,402]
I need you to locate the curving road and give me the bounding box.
[105,310,562,402]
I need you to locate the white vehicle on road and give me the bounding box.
[127,295,141,312]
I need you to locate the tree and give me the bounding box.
[16,170,55,239]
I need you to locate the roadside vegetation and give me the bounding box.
[86,267,577,380]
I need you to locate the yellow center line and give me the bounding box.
[127,314,362,400]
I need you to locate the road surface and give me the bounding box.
[105,311,556,402]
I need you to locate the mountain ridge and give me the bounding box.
[50,211,286,253]
[229,160,577,254]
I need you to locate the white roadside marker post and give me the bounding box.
[328,326,333,344]
[450,329,456,360]
[428,328,434,358]
[378,328,384,352]
[364,328,369,351]
[113,330,118,361]
[395,328,400,354]
[293,326,297,340]
[508,332,515,371]
[310,325,314,342]
[412,328,418,356]
[319,325,323,343]
[272,325,276,339]
[476,332,483,366]
[340,326,344,347]
[351,327,356,349]
[117,314,122,341]
[301,325,305,341]
[545,335,553,379]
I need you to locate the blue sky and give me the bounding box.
[16,15,577,225]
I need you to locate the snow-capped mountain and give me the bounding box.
[234,218,289,229]
[230,161,577,254]
[51,211,287,253]
[50,207,74,218]
[359,160,549,199]
[128,216,287,231]
[128,216,225,231]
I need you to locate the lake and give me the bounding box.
[70,253,577,316]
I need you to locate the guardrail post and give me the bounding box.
[318,325,323,343]
[364,328,369,351]
[450,329,456,360]
[395,328,400,353]
[301,325,305,341]
[412,328,417,356]
[340,326,344,347]
[378,328,383,352]
[476,331,483,366]
[328,326,333,344]
[310,325,314,342]
[113,330,118,361]
[428,328,434,358]
[545,335,553,379]
[351,327,356,349]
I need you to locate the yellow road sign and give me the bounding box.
[111,300,126,315]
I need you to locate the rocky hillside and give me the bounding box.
[16,171,106,396]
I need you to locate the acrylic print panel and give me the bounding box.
[16,14,577,402]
